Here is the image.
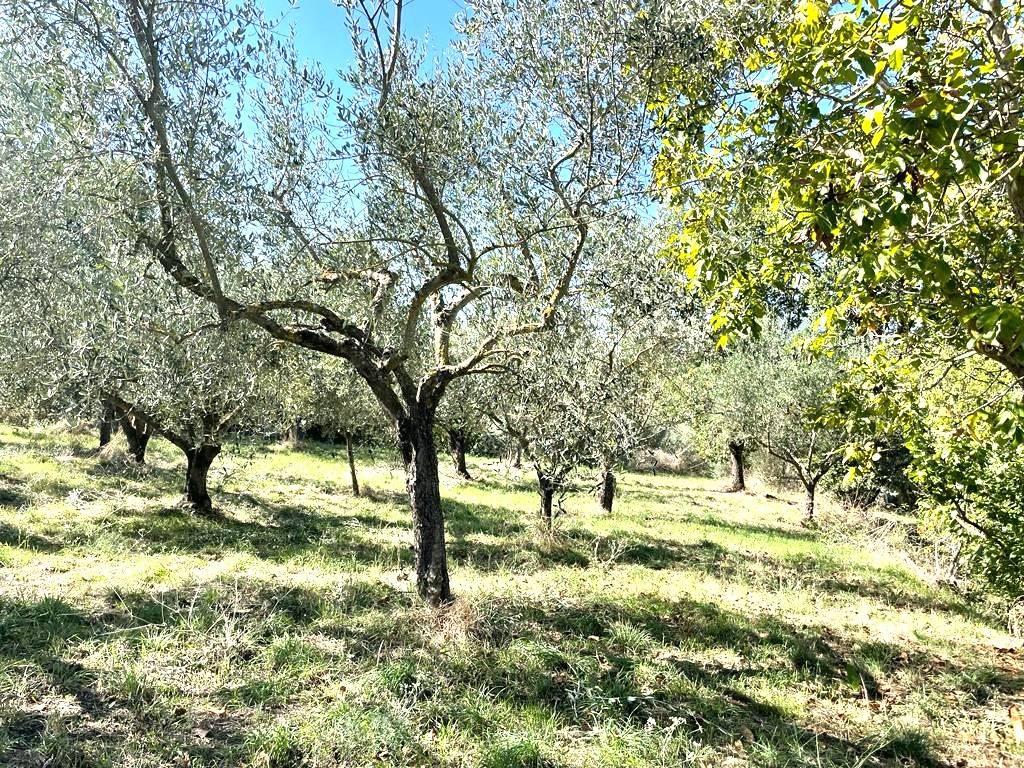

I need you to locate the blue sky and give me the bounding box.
[262,0,464,71]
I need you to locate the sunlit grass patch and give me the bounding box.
[0,427,1020,767]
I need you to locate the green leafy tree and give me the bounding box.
[835,341,1024,595]
[652,0,1024,394]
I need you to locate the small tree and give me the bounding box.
[438,375,490,482]
[0,233,285,513]
[277,352,388,497]
[758,352,846,521]
[488,305,673,526]
[679,340,770,492]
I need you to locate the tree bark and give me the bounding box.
[345,430,360,497]
[537,469,556,530]
[98,400,117,448]
[397,407,452,606]
[448,428,472,480]
[727,441,746,492]
[285,419,301,446]
[803,479,817,521]
[506,442,523,469]
[184,444,220,515]
[598,465,616,513]
[120,414,151,463]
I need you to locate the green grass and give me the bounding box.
[0,422,1022,767]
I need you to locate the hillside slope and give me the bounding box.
[0,425,1021,767]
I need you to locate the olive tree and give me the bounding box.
[438,375,490,481]
[9,0,659,603]
[487,300,673,526]
[758,352,846,521]
[277,352,388,497]
[679,341,769,492]
[2,243,287,512]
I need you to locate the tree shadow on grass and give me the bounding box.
[107,500,407,567]
[445,498,528,538]
[509,596,957,766]
[0,472,29,508]
[0,522,61,552]
[676,512,820,542]
[1,575,1003,767]
[0,581,375,766]
[0,595,192,766]
[347,592,961,768]
[460,471,537,495]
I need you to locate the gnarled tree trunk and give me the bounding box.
[506,442,522,469]
[98,400,117,448]
[727,440,746,492]
[345,430,360,497]
[184,444,220,515]
[397,406,451,606]
[448,427,471,480]
[598,465,616,512]
[803,479,817,521]
[537,469,556,530]
[120,414,151,463]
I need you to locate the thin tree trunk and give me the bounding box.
[98,400,116,448]
[121,415,151,464]
[448,428,471,480]
[184,444,220,515]
[346,430,360,497]
[537,469,555,530]
[727,441,746,492]
[397,407,451,606]
[598,465,616,512]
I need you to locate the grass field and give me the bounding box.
[0,423,1021,767]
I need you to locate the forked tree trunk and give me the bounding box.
[121,415,151,463]
[345,430,360,497]
[397,407,451,606]
[537,470,556,530]
[184,444,220,515]
[598,465,616,513]
[448,428,471,480]
[727,441,746,492]
[98,401,117,448]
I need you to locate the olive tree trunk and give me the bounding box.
[345,430,360,497]
[506,442,522,469]
[598,465,616,513]
[397,407,451,606]
[121,415,151,463]
[537,469,556,530]
[727,441,746,492]
[448,428,472,480]
[98,400,117,448]
[184,444,220,515]
[803,479,817,521]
